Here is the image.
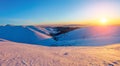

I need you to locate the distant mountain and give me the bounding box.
[1,25,120,46]
[0,25,52,44]
[41,26,120,46]
[0,24,80,45]
[57,26,120,40]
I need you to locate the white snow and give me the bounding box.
[0,25,52,44]
[27,27,51,40]
[44,26,120,46]
[0,41,120,66]
[57,26,120,40]
[0,25,120,66]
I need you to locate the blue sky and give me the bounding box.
[0,0,120,25]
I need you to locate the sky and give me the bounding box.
[0,0,120,25]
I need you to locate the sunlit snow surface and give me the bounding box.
[41,26,120,46]
[0,41,120,66]
[1,25,120,46]
[0,25,120,66]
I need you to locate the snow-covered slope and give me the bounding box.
[57,26,120,40]
[0,41,120,66]
[26,26,51,35]
[41,26,120,46]
[1,25,120,46]
[0,25,51,44]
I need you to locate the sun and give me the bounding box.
[100,18,107,24]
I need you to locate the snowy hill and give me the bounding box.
[41,26,120,46]
[1,25,120,46]
[26,26,55,35]
[0,25,51,44]
[0,25,80,46]
[57,26,120,40]
[0,41,120,66]
[0,25,120,66]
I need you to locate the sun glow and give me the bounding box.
[100,18,107,24]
